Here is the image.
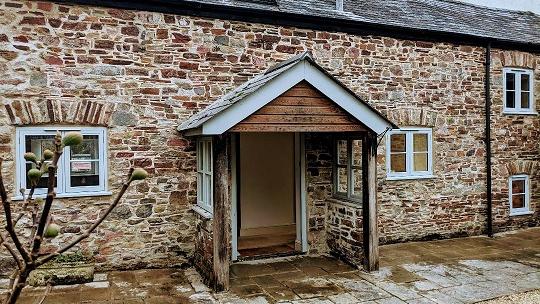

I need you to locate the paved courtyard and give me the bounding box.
[5,227,540,303]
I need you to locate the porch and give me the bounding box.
[179,52,396,290]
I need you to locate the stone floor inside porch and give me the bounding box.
[6,227,540,303]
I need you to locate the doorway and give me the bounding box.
[232,133,306,259]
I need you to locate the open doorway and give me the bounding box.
[236,133,298,258]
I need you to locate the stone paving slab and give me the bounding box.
[2,228,540,303]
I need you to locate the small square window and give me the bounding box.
[509,175,531,216]
[503,68,535,114]
[196,137,213,213]
[333,138,362,201]
[386,128,433,180]
[16,127,108,198]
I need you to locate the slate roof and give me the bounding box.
[182,0,540,46]
[178,52,397,132]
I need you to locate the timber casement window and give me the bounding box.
[509,175,531,216]
[16,127,108,199]
[386,128,433,180]
[503,68,535,114]
[333,138,362,201]
[196,137,213,213]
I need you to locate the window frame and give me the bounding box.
[332,137,362,202]
[503,68,536,115]
[508,175,531,216]
[15,126,109,199]
[386,128,434,180]
[196,137,213,214]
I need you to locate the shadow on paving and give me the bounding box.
[5,227,540,303]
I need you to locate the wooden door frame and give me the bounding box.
[230,132,307,261]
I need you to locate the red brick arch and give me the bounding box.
[382,108,438,128]
[506,160,539,176]
[3,99,115,126]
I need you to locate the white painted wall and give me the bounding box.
[458,0,540,14]
[239,133,295,231]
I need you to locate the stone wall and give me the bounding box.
[0,0,538,273]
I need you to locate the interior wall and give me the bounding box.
[240,133,295,233]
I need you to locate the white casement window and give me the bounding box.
[333,138,362,201]
[16,127,108,199]
[503,68,535,114]
[196,137,213,213]
[509,175,531,216]
[386,128,433,180]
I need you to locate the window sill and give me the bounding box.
[502,111,538,116]
[510,211,534,217]
[386,174,436,181]
[192,205,213,219]
[11,191,112,201]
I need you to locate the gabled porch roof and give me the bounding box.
[178,52,397,136]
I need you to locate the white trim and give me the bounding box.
[386,127,433,180]
[231,134,239,261]
[299,133,308,252]
[15,126,108,198]
[509,174,531,216]
[196,137,213,214]
[192,205,213,220]
[199,60,393,135]
[503,68,535,114]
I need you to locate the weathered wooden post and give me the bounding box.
[362,131,379,271]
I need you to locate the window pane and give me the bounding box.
[390,134,406,152]
[70,160,99,187]
[71,135,98,160]
[351,168,362,198]
[204,174,212,206]
[413,133,428,152]
[390,153,406,172]
[521,92,530,109]
[506,72,515,90]
[413,153,428,172]
[197,141,203,171]
[25,135,56,189]
[204,142,212,172]
[337,167,348,193]
[26,163,55,189]
[512,179,525,194]
[506,91,516,108]
[512,194,525,209]
[337,140,348,165]
[352,140,362,166]
[521,74,530,91]
[26,135,55,158]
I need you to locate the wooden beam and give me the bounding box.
[362,131,379,271]
[212,134,231,291]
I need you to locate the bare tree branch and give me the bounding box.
[0,234,22,270]
[35,284,52,304]
[37,168,135,267]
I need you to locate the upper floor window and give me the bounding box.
[333,137,362,202]
[503,68,535,114]
[386,128,433,180]
[509,175,531,216]
[197,137,213,213]
[16,127,108,199]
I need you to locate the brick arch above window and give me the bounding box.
[506,160,539,176]
[382,108,438,128]
[493,51,536,69]
[3,99,116,126]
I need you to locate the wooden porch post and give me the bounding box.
[213,134,231,291]
[362,131,379,271]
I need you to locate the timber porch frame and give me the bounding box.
[179,52,396,290]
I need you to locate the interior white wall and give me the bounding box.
[239,133,295,232]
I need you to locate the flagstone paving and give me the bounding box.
[4,227,540,303]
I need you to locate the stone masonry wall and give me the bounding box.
[0,0,538,272]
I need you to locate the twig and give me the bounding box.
[35,284,52,304]
[0,161,31,263]
[0,235,22,270]
[37,168,134,266]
